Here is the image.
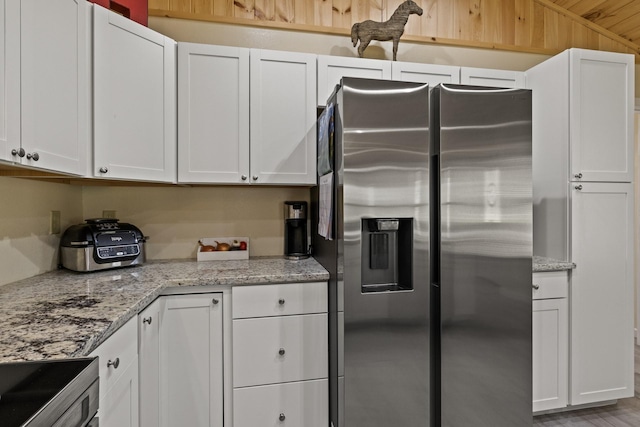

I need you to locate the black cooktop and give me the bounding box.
[0,358,97,427]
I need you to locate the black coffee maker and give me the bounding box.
[284,201,309,260]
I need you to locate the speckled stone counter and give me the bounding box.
[0,257,329,363]
[533,256,576,272]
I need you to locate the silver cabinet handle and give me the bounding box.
[575,185,583,190]
[107,358,120,369]
[143,317,152,325]
[212,298,219,305]
[574,173,583,179]
[252,175,258,181]
[278,298,285,305]
[11,148,25,158]
[99,167,108,173]
[532,284,539,290]
[241,175,247,181]
[26,152,39,161]
[278,348,286,356]
[279,413,286,421]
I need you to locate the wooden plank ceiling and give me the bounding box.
[148,0,640,60]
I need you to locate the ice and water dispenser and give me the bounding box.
[361,218,413,293]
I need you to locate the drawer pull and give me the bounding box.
[532,284,540,290]
[278,298,285,305]
[212,298,220,305]
[107,358,120,369]
[278,348,286,356]
[279,413,286,421]
[143,316,152,325]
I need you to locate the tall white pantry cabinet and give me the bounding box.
[527,48,635,408]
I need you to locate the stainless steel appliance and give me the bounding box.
[312,78,532,427]
[284,201,310,260]
[0,357,99,427]
[60,218,145,272]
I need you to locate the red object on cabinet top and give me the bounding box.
[89,0,148,26]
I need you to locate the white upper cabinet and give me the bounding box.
[317,55,392,106]
[1,0,89,175]
[177,43,250,184]
[177,45,316,185]
[250,49,317,185]
[460,67,525,88]
[527,48,634,184]
[391,62,460,85]
[93,5,177,183]
[569,49,634,182]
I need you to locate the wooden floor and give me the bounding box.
[533,346,640,426]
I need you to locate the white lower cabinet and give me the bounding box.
[532,271,569,413]
[99,357,140,427]
[233,379,328,427]
[138,298,162,427]
[160,293,224,427]
[570,182,634,405]
[90,316,139,427]
[232,282,328,425]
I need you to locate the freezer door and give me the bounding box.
[436,84,533,427]
[339,77,431,426]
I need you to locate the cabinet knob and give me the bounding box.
[107,358,120,369]
[99,167,108,174]
[252,175,258,181]
[278,298,285,305]
[143,316,152,325]
[11,148,25,158]
[279,413,286,421]
[241,175,247,181]
[574,173,583,179]
[532,283,539,290]
[26,152,39,161]
[278,348,286,356]
[574,184,583,191]
[212,298,220,305]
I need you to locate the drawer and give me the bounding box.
[532,271,569,300]
[233,379,328,427]
[89,315,138,397]
[233,314,328,387]
[232,282,327,319]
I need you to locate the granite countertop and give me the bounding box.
[0,257,329,364]
[533,256,576,272]
[0,255,569,364]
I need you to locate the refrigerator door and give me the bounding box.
[436,84,532,427]
[339,78,431,426]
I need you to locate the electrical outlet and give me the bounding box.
[50,211,61,235]
[103,210,116,219]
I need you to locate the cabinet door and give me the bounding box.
[19,0,89,174]
[570,182,634,405]
[460,67,525,88]
[160,294,223,427]
[391,62,460,85]
[0,0,19,163]
[93,5,176,182]
[532,298,568,412]
[177,43,250,184]
[317,55,392,106]
[99,356,140,427]
[138,298,162,427]
[569,49,634,182]
[250,49,316,185]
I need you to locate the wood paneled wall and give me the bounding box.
[148,0,640,59]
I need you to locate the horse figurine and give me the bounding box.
[351,0,423,61]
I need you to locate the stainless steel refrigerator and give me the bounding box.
[312,78,532,427]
